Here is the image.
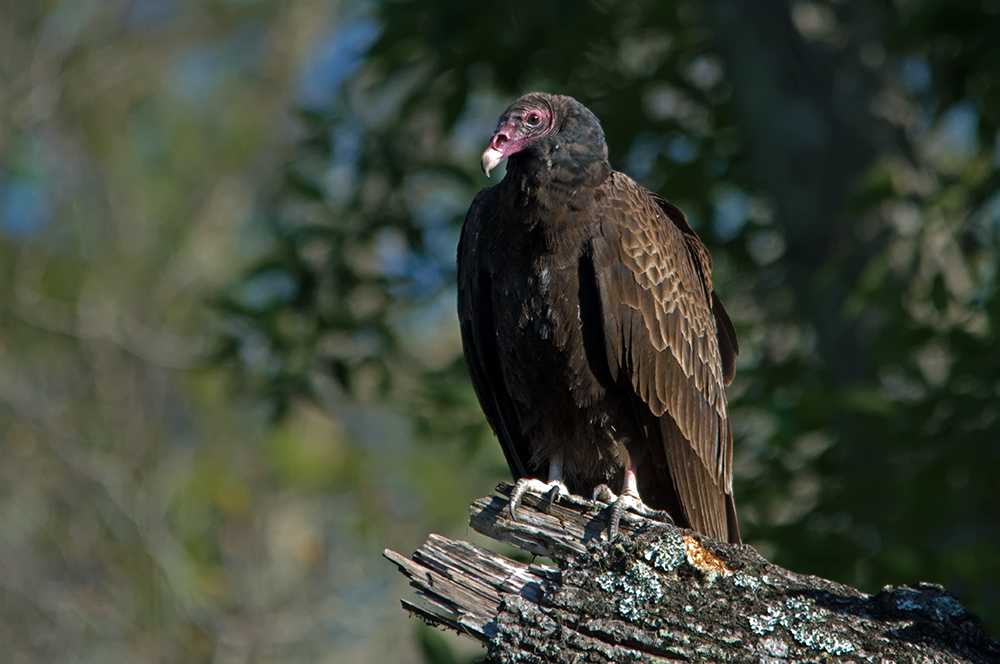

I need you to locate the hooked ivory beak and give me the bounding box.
[481,147,505,177]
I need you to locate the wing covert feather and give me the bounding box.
[591,172,735,512]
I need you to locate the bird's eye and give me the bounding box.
[525,112,542,127]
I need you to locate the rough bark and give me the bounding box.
[384,483,1000,663]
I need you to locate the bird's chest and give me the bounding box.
[481,199,604,403]
[491,249,578,352]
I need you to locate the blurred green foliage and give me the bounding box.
[0,1,489,662]
[214,0,1000,645]
[1,1,999,663]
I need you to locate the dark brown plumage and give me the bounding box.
[458,92,740,543]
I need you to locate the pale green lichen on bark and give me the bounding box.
[732,570,763,590]
[394,487,1000,663]
[639,531,687,572]
[748,606,782,635]
[596,561,665,622]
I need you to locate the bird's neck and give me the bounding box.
[506,138,611,196]
[498,141,610,245]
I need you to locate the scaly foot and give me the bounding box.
[509,478,570,520]
[593,484,674,538]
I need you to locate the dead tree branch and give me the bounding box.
[384,483,999,663]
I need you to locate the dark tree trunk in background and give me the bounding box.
[704,0,895,384]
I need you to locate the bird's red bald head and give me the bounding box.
[481,93,560,176]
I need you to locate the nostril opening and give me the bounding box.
[494,134,509,148]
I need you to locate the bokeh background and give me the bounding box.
[1,1,998,662]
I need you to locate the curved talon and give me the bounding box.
[509,481,529,520]
[604,493,675,539]
[592,484,616,503]
[509,478,569,520]
[543,483,563,505]
[608,498,625,539]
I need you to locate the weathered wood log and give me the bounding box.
[384,483,999,663]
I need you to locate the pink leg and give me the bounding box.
[621,467,640,497]
[594,463,674,538]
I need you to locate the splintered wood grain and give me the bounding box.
[384,531,556,642]
[385,483,1000,664]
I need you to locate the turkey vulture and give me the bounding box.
[458,92,740,543]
